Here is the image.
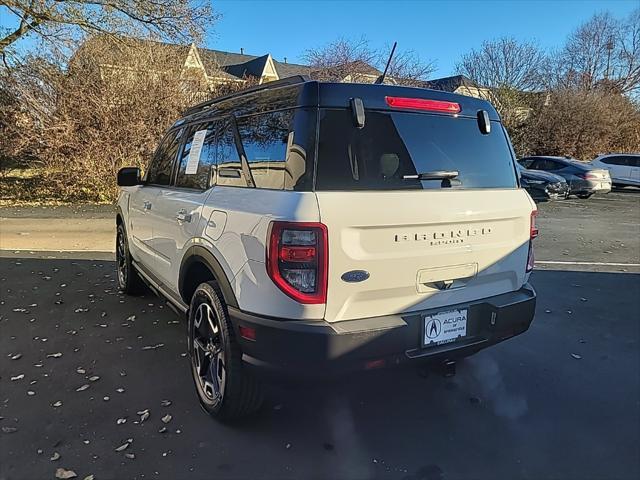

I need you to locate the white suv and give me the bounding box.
[116,77,538,419]
[591,153,640,187]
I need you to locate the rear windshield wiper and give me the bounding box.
[403,170,459,180]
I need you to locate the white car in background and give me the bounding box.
[591,154,640,187]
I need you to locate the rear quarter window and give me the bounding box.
[315,109,517,191]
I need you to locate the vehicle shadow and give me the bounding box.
[0,258,638,480]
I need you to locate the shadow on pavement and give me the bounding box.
[1,258,638,480]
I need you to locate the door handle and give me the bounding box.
[176,209,192,223]
[143,201,152,211]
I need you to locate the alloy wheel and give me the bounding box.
[192,302,226,402]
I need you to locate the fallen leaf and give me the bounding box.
[2,427,18,433]
[124,453,135,459]
[76,384,90,392]
[160,400,171,407]
[47,353,63,358]
[10,353,22,360]
[116,388,125,393]
[83,475,94,480]
[55,468,77,479]
[76,368,86,374]
[50,452,61,461]
[10,374,24,381]
[88,376,100,382]
[115,442,130,452]
[158,427,167,434]
[103,396,110,401]
[161,414,172,424]
[53,401,63,407]
[571,353,582,359]
[27,390,36,396]
[117,418,126,425]
[126,315,136,322]
[142,343,164,351]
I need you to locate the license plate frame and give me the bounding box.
[422,308,468,347]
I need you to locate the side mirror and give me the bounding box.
[117,167,141,187]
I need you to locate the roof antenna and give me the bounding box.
[375,41,397,85]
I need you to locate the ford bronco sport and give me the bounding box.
[116,76,538,419]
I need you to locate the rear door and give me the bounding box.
[314,108,535,322]
[152,121,220,290]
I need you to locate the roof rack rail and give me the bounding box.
[183,75,310,117]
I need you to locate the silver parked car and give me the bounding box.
[518,156,611,199]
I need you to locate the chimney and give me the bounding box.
[240,47,244,55]
[284,57,287,64]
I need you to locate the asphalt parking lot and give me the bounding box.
[1,191,639,480]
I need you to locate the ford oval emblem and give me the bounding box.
[341,270,370,283]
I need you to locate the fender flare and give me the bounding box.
[179,245,239,309]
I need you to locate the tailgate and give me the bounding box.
[317,189,534,322]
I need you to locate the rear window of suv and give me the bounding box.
[315,109,517,190]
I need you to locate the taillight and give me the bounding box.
[267,221,328,304]
[385,96,461,114]
[527,210,538,273]
[578,172,598,180]
[530,210,539,239]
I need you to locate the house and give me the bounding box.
[79,37,498,103]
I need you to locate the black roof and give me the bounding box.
[424,75,479,92]
[181,76,500,123]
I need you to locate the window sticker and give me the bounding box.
[185,129,208,175]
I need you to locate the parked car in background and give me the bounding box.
[591,154,640,188]
[518,156,611,199]
[516,163,568,201]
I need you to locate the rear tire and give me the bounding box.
[188,281,263,420]
[116,223,145,294]
[577,193,593,199]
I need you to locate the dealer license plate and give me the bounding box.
[423,309,468,347]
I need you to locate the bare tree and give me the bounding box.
[0,35,251,202]
[0,0,215,61]
[550,9,640,93]
[456,37,546,127]
[457,37,546,91]
[303,37,435,84]
[515,88,640,159]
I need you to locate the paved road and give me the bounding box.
[1,261,639,480]
[1,191,639,480]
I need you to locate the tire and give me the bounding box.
[188,281,263,420]
[577,193,593,199]
[116,222,145,294]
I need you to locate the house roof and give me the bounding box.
[198,48,311,80]
[424,75,479,92]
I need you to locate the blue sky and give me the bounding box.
[1,0,637,78]
[209,0,638,77]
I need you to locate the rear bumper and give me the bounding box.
[229,284,536,377]
[571,179,611,194]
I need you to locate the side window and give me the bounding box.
[236,109,315,191]
[628,156,640,168]
[175,123,217,190]
[216,120,247,188]
[545,159,561,170]
[237,111,292,190]
[147,129,183,186]
[519,158,534,169]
